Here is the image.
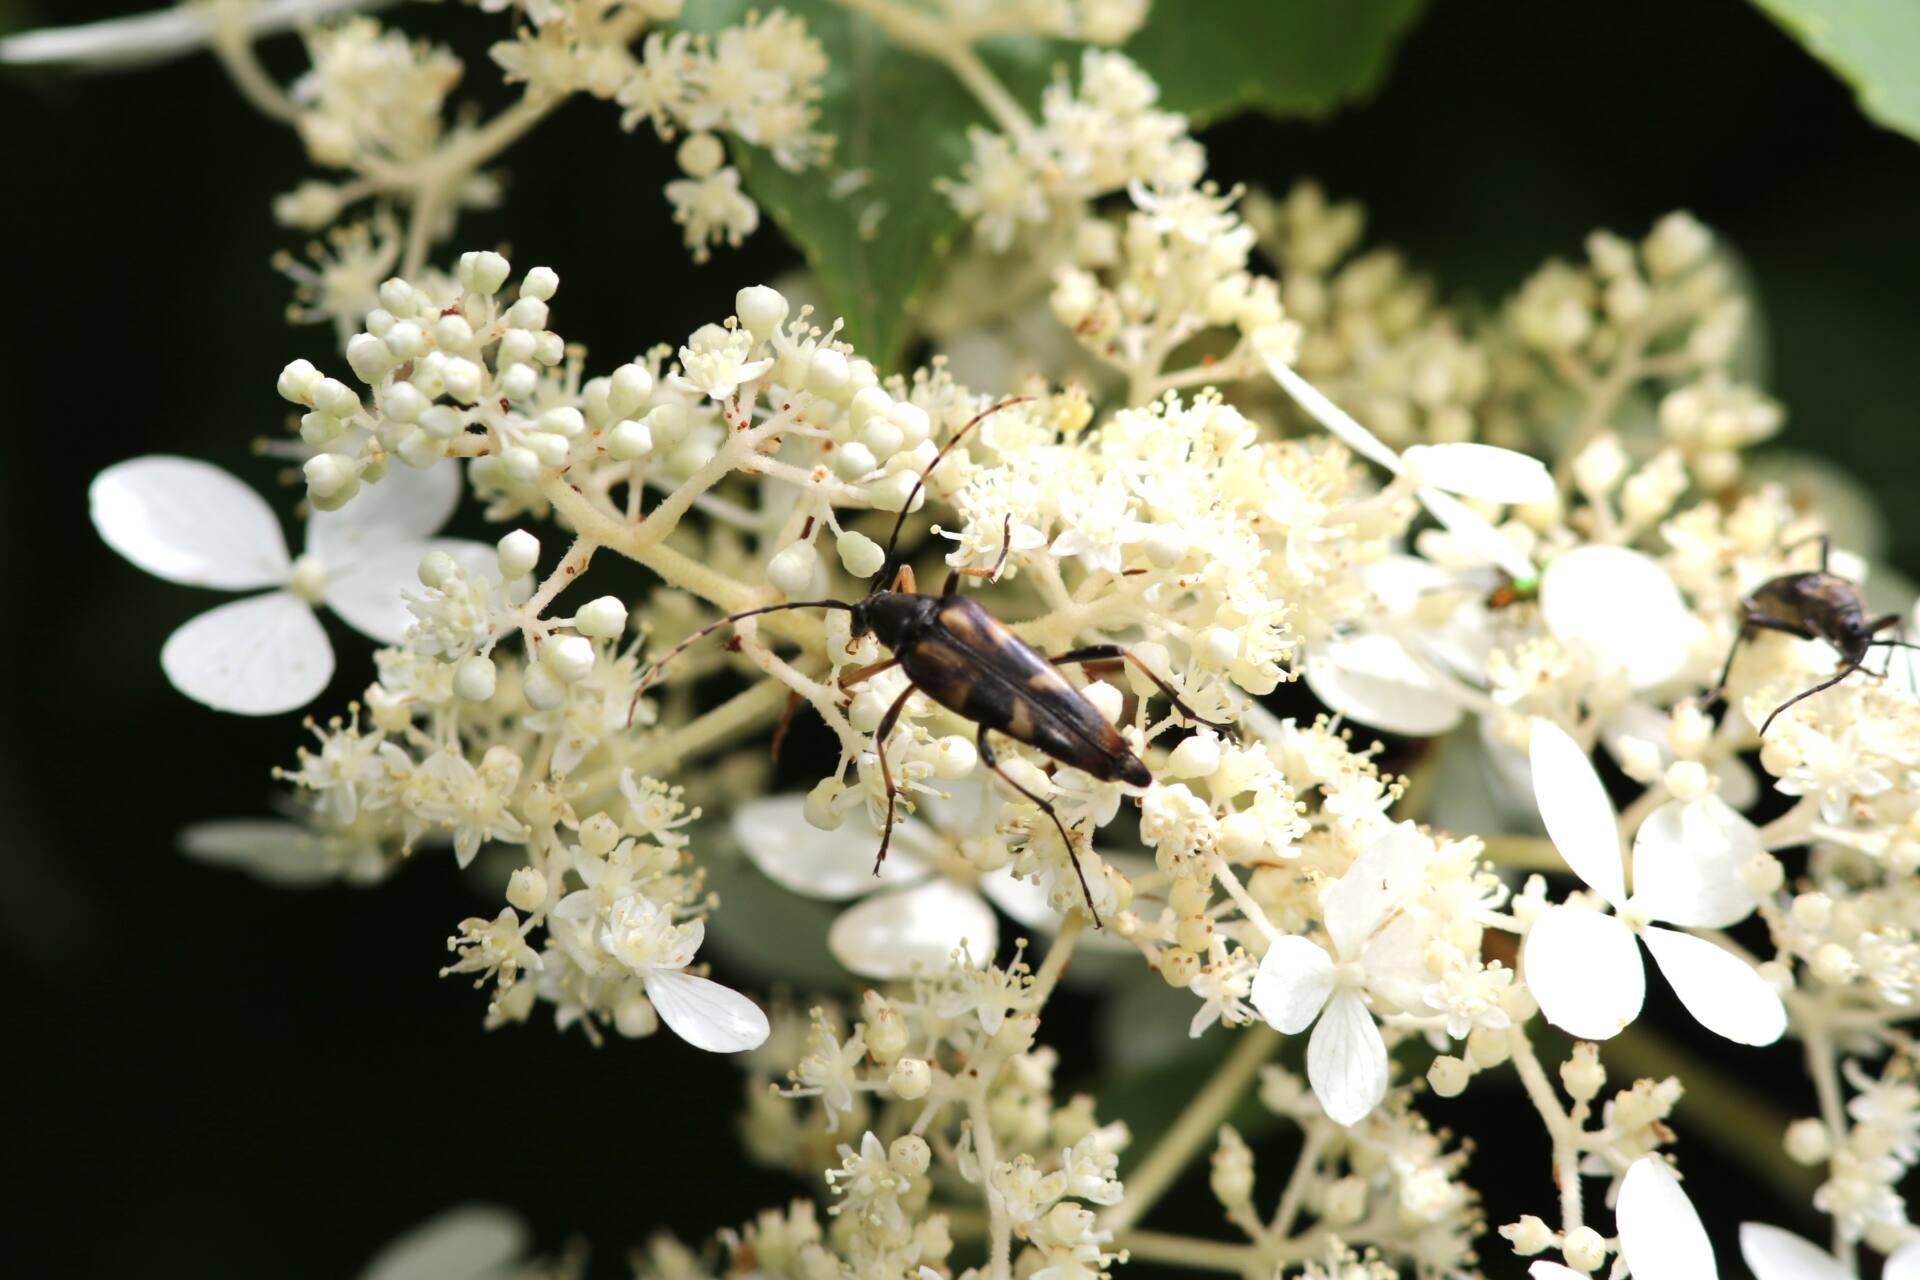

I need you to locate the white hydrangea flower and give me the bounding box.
[1522,718,1785,1045]
[1741,1223,1920,1280]
[356,1203,529,1280]
[90,457,490,713]
[1529,1157,1717,1280]
[1249,823,1432,1126]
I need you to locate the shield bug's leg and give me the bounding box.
[1759,656,1868,736]
[942,514,1014,596]
[870,682,919,875]
[1048,644,1234,733]
[837,657,901,690]
[977,724,1102,928]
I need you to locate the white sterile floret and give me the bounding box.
[1741,1222,1920,1280]
[1538,545,1694,690]
[1249,822,1432,1126]
[1522,718,1783,1044]
[91,457,490,714]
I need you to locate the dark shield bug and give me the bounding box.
[1711,535,1915,735]
[630,398,1228,925]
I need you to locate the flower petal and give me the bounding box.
[1529,718,1626,907]
[91,456,291,589]
[1887,1242,1920,1280]
[731,795,930,901]
[1306,988,1389,1126]
[828,879,997,980]
[359,1204,528,1280]
[1528,1266,1588,1280]
[1402,443,1556,505]
[1250,935,1337,1034]
[308,461,463,567]
[1618,1157,1718,1280]
[326,538,497,645]
[0,0,384,69]
[1417,486,1541,582]
[1523,906,1645,1039]
[161,592,334,715]
[1738,1223,1848,1280]
[180,819,353,888]
[1540,545,1693,690]
[1642,925,1786,1046]
[1323,822,1430,957]
[1305,634,1466,737]
[1631,797,1762,929]
[1263,354,1405,473]
[643,968,769,1053]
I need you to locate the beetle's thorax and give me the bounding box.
[856,590,941,652]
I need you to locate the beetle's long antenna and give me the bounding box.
[1758,656,1867,736]
[627,600,856,726]
[878,395,1033,585]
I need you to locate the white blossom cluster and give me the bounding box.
[44,0,1920,1276]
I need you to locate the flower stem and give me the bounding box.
[1101,1025,1280,1234]
[1506,1024,1583,1233]
[1113,1229,1258,1272]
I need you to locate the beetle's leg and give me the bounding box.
[890,563,917,594]
[1760,656,1868,736]
[1706,611,1820,706]
[942,514,1015,596]
[977,724,1101,929]
[771,689,806,761]
[1779,532,1834,575]
[870,682,919,875]
[1047,644,1233,733]
[838,657,901,690]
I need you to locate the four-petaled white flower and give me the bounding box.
[1529,1157,1718,1280]
[1522,718,1786,1045]
[91,457,490,714]
[732,779,1096,980]
[1250,822,1431,1126]
[1740,1221,1920,1280]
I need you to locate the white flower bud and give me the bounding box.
[382,381,427,424]
[579,813,621,856]
[1218,810,1266,859]
[886,401,930,449]
[1321,1175,1367,1227]
[848,385,892,431]
[520,265,559,301]
[869,467,922,512]
[1791,892,1833,930]
[504,297,549,330]
[346,332,395,384]
[1427,1055,1470,1098]
[1198,627,1240,667]
[1503,1215,1555,1255]
[1645,211,1711,278]
[419,404,463,439]
[433,313,475,351]
[614,989,657,1039]
[809,348,851,400]
[299,412,344,446]
[1466,1026,1511,1069]
[735,285,789,340]
[506,866,547,912]
[459,250,512,296]
[312,377,361,420]
[575,595,628,640]
[849,687,892,733]
[454,654,498,702]
[416,550,458,590]
[1168,733,1221,779]
[889,1133,931,1176]
[676,130,725,178]
[532,332,565,366]
[497,529,540,579]
[1664,759,1710,802]
[804,776,846,830]
[1159,946,1200,988]
[1811,943,1858,985]
[644,402,691,446]
[523,663,566,710]
[396,429,443,470]
[543,634,595,684]
[384,320,425,360]
[1082,680,1123,725]
[526,432,571,467]
[501,445,541,482]
[1559,1043,1605,1101]
[608,363,654,418]
[1784,1117,1831,1165]
[303,452,359,501]
[1562,1226,1607,1271]
[538,406,585,438]
[441,357,484,405]
[834,441,878,480]
[1572,433,1627,496]
[888,1056,931,1100]
[497,364,538,402]
[277,358,322,405]
[768,540,819,595]
[1615,735,1663,784]
[836,530,886,578]
[861,417,905,459]
[1740,852,1784,896]
[932,735,978,779]
[605,419,653,461]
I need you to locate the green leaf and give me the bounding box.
[1122,0,1429,126]
[1751,0,1920,143]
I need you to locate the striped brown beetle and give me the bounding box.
[1712,534,1916,735]
[633,398,1228,924]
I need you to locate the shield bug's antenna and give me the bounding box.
[877,395,1032,589]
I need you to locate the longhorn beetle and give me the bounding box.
[1711,534,1917,735]
[630,398,1230,926]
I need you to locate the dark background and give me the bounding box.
[5,0,1918,1275]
